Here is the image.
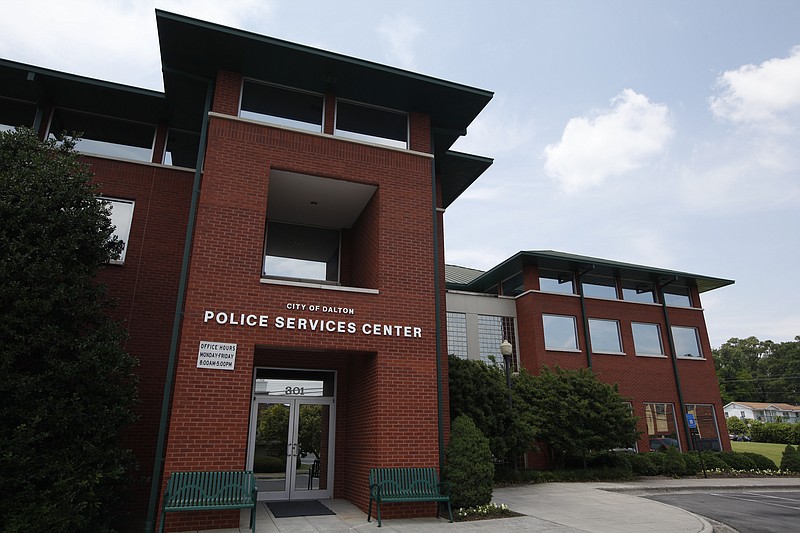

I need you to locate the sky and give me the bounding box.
[1,0,798,347]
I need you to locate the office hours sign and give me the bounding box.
[197,341,237,371]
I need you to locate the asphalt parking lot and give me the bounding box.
[647,491,800,532]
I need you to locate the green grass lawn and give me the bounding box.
[730,440,786,466]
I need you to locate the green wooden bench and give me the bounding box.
[159,470,258,533]
[368,467,453,527]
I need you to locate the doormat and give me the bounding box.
[266,500,335,518]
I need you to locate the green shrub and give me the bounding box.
[717,451,756,471]
[699,452,730,471]
[780,445,800,472]
[586,451,632,470]
[740,452,777,471]
[647,452,666,473]
[445,415,494,508]
[682,452,701,475]
[750,422,794,444]
[627,453,658,476]
[662,447,686,477]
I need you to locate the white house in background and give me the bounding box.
[724,402,800,424]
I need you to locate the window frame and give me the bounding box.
[588,318,624,355]
[644,402,681,451]
[47,107,156,162]
[334,99,408,149]
[542,314,580,352]
[538,269,575,295]
[262,221,342,284]
[446,312,468,359]
[100,196,135,265]
[631,322,665,357]
[239,79,325,133]
[671,326,704,359]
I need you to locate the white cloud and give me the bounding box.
[543,89,673,193]
[0,0,274,89]
[710,45,800,132]
[377,14,423,70]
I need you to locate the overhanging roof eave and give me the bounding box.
[155,10,492,138]
[461,250,734,294]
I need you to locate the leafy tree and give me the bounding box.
[444,415,494,508]
[714,336,800,404]
[724,416,748,436]
[298,404,322,459]
[0,128,138,532]
[513,367,638,469]
[448,355,536,464]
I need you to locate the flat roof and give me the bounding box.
[446,250,734,294]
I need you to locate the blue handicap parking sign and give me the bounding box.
[686,413,697,429]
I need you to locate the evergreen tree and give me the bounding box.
[0,128,138,531]
[445,415,494,508]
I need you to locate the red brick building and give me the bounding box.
[1,9,732,533]
[1,10,492,532]
[446,250,734,462]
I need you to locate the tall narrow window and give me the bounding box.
[240,81,323,132]
[477,315,517,369]
[446,312,468,359]
[100,197,134,264]
[335,100,407,149]
[686,404,721,451]
[644,402,680,451]
[543,314,579,351]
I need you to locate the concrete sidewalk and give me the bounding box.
[179,477,800,533]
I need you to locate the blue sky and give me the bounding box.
[2,0,799,347]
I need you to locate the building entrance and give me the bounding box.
[247,369,335,501]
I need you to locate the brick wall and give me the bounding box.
[516,264,730,461]
[159,71,445,530]
[90,156,194,522]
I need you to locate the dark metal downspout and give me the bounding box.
[431,141,446,474]
[658,277,692,451]
[576,266,594,370]
[144,81,214,533]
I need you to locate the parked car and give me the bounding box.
[649,437,680,451]
[729,434,751,442]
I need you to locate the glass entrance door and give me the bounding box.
[248,371,335,501]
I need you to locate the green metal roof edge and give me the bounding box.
[453,250,734,293]
[155,10,494,99]
[0,57,165,99]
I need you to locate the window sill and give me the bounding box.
[635,353,667,358]
[677,356,706,361]
[545,348,582,353]
[260,277,379,294]
[595,351,626,356]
